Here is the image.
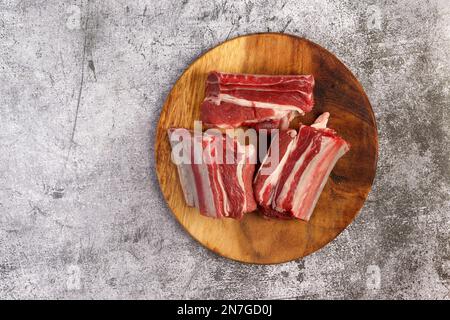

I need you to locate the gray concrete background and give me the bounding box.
[0,0,449,299]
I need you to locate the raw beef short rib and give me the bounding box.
[168,128,257,219]
[253,113,350,221]
[201,71,315,129]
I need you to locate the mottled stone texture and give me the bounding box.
[0,0,449,300]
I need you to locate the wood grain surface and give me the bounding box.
[155,33,378,264]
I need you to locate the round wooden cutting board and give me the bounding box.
[155,33,378,264]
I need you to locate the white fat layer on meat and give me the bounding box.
[205,123,235,129]
[211,73,313,84]
[219,94,306,113]
[272,139,316,211]
[224,87,313,99]
[274,113,331,211]
[256,137,297,205]
[301,144,348,221]
[290,137,347,219]
[311,112,330,129]
[214,167,230,217]
[235,143,256,212]
[290,138,335,216]
[236,162,246,211]
[237,110,292,123]
[218,87,313,93]
[211,111,294,129]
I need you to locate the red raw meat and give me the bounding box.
[168,128,257,219]
[253,113,350,221]
[201,71,315,129]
